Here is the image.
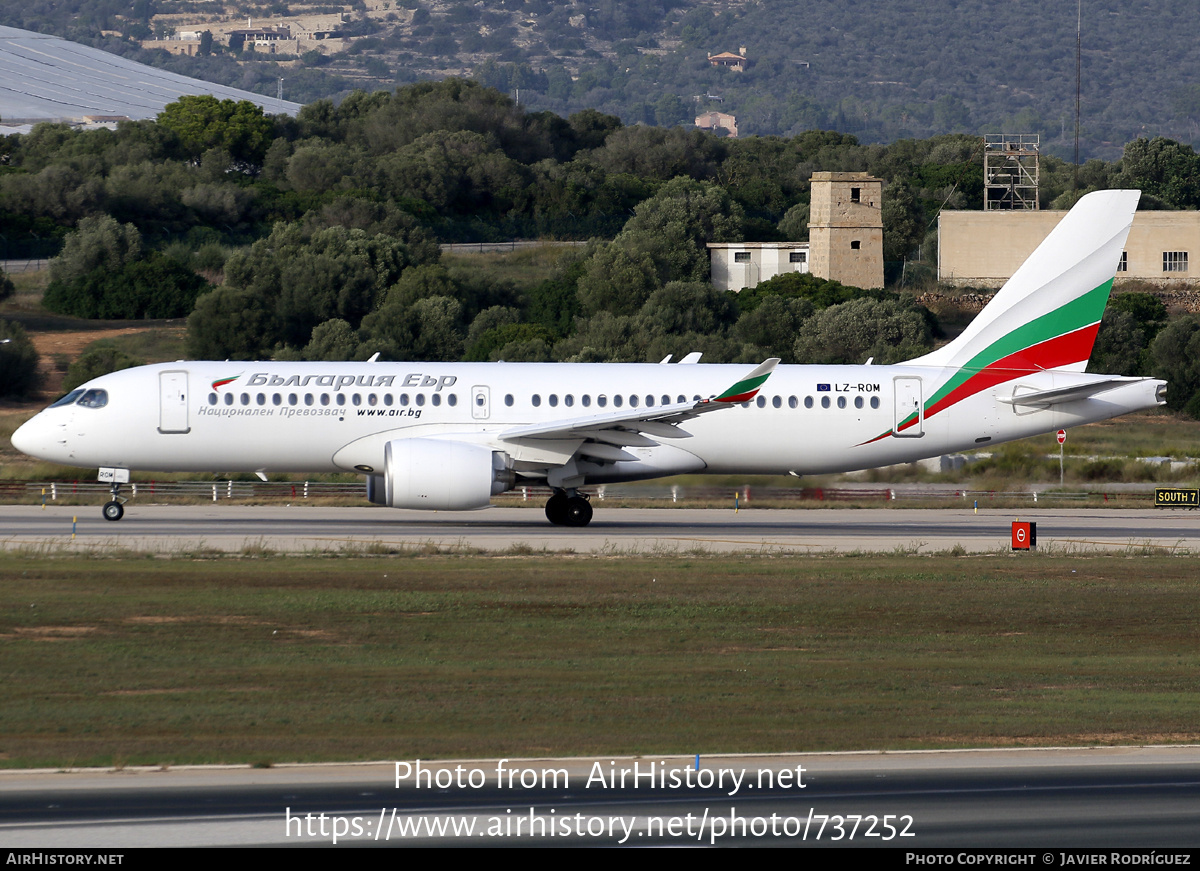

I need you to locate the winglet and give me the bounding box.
[712,358,780,404]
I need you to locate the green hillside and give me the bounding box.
[1,0,1198,159]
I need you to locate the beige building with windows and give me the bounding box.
[939,210,1200,286]
[708,171,885,291]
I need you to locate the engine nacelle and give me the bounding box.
[369,438,514,510]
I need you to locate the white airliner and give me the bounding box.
[11,189,1166,526]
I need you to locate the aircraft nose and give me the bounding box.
[11,414,52,460]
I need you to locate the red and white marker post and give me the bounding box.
[1057,429,1066,487]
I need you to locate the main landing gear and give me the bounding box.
[545,490,593,527]
[102,482,126,521]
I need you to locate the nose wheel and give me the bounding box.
[102,482,126,521]
[545,490,593,527]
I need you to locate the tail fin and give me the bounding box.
[911,189,1139,373]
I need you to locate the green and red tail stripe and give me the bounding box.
[861,278,1113,445]
[212,375,240,390]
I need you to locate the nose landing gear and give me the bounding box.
[545,489,593,527]
[102,482,126,521]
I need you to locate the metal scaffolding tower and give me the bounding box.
[983,134,1040,210]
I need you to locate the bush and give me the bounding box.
[0,270,14,301]
[43,252,210,319]
[0,320,41,398]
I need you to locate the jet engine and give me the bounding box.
[366,438,514,510]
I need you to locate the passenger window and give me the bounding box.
[598,395,607,408]
[400,394,409,406]
[504,394,514,407]
[368,393,378,406]
[549,394,558,407]
[565,394,574,407]
[384,394,393,406]
[224,393,234,406]
[432,394,441,406]
[353,393,363,406]
[629,395,639,408]
[304,393,314,406]
[837,396,846,409]
[756,396,766,408]
[773,396,782,408]
[855,396,864,409]
[645,395,654,407]
[532,394,541,407]
[257,393,266,406]
[870,396,880,409]
[337,393,346,406]
[447,394,457,407]
[613,395,623,408]
[320,393,330,406]
[677,395,686,404]
[804,396,813,409]
[288,393,298,406]
[820,396,830,409]
[207,392,217,406]
[582,395,591,407]
[240,393,250,406]
[789,396,798,409]
[414,394,423,407]
[272,393,282,406]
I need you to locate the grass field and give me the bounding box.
[2,552,1199,769]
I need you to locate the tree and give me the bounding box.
[62,343,144,392]
[44,251,209,319]
[1115,138,1200,209]
[881,180,922,261]
[49,216,141,288]
[0,320,40,398]
[0,270,13,302]
[186,287,277,359]
[609,176,745,286]
[157,95,276,168]
[793,297,933,365]
[1149,314,1200,418]
[303,319,361,361]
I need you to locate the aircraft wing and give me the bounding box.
[997,376,1151,410]
[496,358,780,453]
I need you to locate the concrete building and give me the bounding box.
[694,111,738,137]
[708,171,885,291]
[939,210,1200,286]
[807,171,885,290]
[707,242,810,291]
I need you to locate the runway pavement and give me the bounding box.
[4,747,1200,846]
[0,501,1195,556]
[1,504,1198,554]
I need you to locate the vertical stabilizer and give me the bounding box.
[911,189,1139,373]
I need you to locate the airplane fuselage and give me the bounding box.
[13,359,1165,481]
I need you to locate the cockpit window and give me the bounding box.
[77,389,108,409]
[49,389,86,409]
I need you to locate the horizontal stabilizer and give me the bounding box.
[998,377,1150,409]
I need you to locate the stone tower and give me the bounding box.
[808,172,884,289]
